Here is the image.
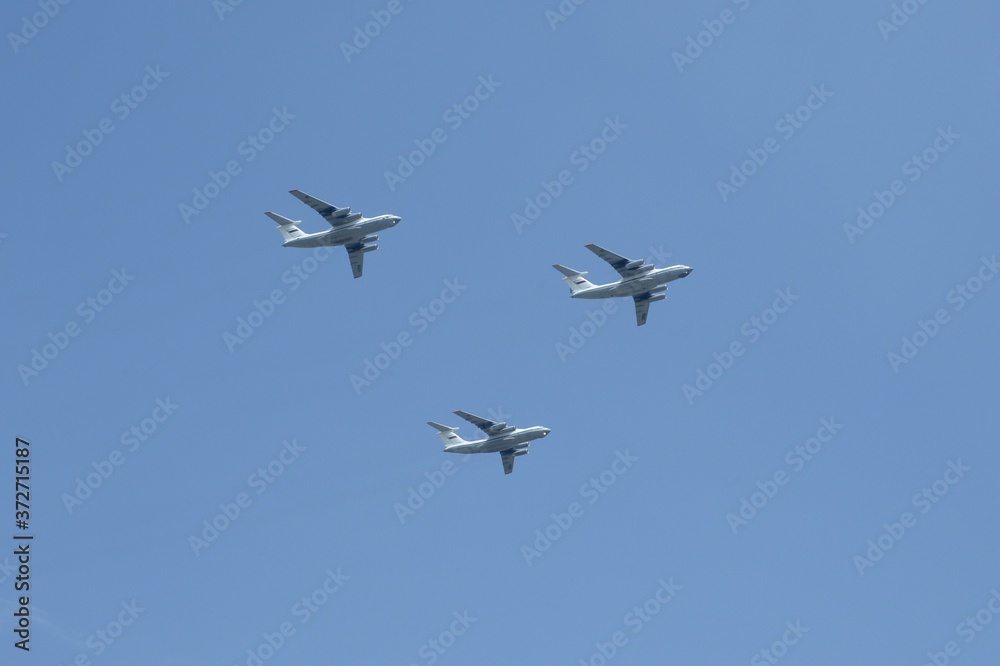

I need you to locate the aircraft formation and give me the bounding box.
[265,190,693,474]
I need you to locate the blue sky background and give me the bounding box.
[3,1,999,664]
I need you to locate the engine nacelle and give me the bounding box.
[649,285,667,295]
[514,449,529,457]
[624,259,645,270]
[359,244,378,253]
[343,213,363,224]
[360,234,379,244]
[647,293,667,303]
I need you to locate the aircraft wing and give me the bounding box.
[633,295,651,326]
[500,449,516,475]
[585,244,644,278]
[289,190,357,227]
[454,410,500,435]
[344,244,367,279]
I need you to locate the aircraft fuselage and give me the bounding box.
[283,215,400,248]
[445,426,551,454]
[574,265,692,299]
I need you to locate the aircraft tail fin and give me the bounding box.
[266,211,307,243]
[553,264,595,295]
[427,422,467,449]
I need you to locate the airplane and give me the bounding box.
[427,410,552,475]
[553,244,693,326]
[265,190,401,278]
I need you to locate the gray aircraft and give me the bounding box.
[427,411,552,475]
[265,189,401,278]
[554,244,693,326]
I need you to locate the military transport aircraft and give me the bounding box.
[553,244,693,326]
[265,190,401,278]
[427,411,552,475]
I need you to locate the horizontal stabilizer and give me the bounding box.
[554,265,595,295]
[265,211,300,226]
[553,264,584,277]
[266,211,307,243]
[429,421,467,448]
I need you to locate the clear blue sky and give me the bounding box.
[3,1,999,664]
